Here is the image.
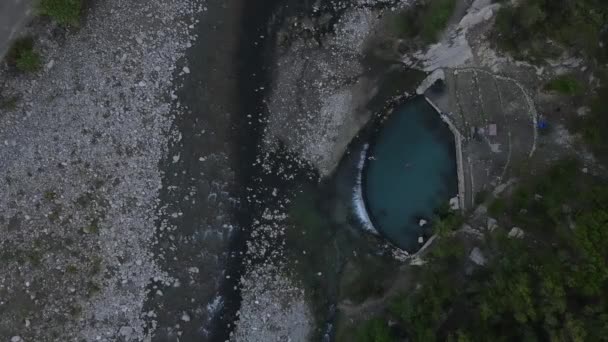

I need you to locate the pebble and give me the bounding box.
[119,326,133,338]
[11,336,21,342]
[182,66,191,74]
[181,312,191,322]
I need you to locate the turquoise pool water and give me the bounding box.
[363,97,457,252]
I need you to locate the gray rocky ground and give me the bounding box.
[265,2,413,177]
[0,0,204,340]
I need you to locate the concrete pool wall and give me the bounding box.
[424,96,466,212]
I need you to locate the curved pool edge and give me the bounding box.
[423,96,466,213]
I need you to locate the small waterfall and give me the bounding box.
[352,143,379,235]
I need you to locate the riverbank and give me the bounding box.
[0,0,202,340]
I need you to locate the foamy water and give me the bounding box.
[352,143,379,235]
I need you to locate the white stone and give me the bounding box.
[449,197,460,210]
[11,336,21,342]
[418,236,424,244]
[487,218,498,231]
[508,227,524,239]
[469,247,486,266]
[182,66,190,74]
[418,219,428,227]
[577,107,590,116]
[181,312,191,322]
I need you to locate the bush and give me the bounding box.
[545,75,584,95]
[7,37,41,72]
[487,198,507,217]
[16,50,42,72]
[394,0,456,44]
[39,0,82,27]
[421,0,457,43]
[355,318,394,342]
[0,95,19,111]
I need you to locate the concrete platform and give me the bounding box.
[430,67,537,210]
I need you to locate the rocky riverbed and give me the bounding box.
[0,0,204,340]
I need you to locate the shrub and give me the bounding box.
[38,0,82,27]
[0,95,19,111]
[355,318,394,342]
[394,0,456,44]
[7,37,41,72]
[15,49,42,72]
[421,0,457,43]
[545,75,583,95]
[487,197,507,217]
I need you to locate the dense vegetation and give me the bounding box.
[544,74,584,96]
[356,159,608,341]
[394,0,456,44]
[493,0,608,62]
